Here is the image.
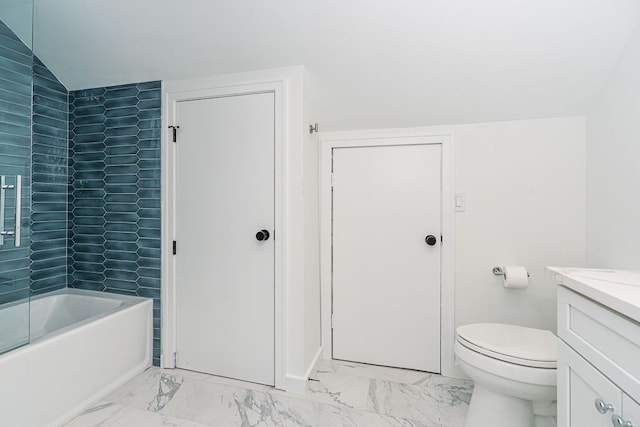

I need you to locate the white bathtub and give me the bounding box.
[0,288,153,427]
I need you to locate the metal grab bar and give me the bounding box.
[14,175,21,246]
[0,175,8,245]
[0,175,21,247]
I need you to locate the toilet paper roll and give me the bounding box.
[503,265,529,289]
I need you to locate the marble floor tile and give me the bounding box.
[366,378,472,427]
[194,370,273,392]
[104,368,186,412]
[267,393,440,427]
[159,380,438,427]
[158,378,283,425]
[68,363,471,427]
[304,371,371,409]
[308,360,472,424]
[316,359,435,385]
[64,401,211,427]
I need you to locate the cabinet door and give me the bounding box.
[559,341,622,427]
[622,394,640,427]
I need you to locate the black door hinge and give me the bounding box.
[168,125,180,143]
[172,240,177,255]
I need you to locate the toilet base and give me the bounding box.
[533,401,557,427]
[464,384,556,427]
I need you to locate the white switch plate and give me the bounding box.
[455,193,465,212]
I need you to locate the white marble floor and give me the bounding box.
[65,360,473,427]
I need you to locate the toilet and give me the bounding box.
[455,323,558,427]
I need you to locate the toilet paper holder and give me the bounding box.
[492,266,530,277]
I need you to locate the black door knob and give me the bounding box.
[256,229,270,241]
[425,235,437,246]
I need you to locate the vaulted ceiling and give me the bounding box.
[31,0,640,129]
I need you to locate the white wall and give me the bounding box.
[318,117,585,378]
[586,24,640,269]
[450,117,586,333]
[35,0,640,129]
[0,0,32,48]
[302,71,322,373]
[160,67,320,393]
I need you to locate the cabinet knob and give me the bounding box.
[612,415,634,427]
[595,398,614,414]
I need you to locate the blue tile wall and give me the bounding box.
[1,21,161,361]
[69,81,162,365]
[0,19,32,304]
[31,56,69,295]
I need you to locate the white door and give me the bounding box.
[174,92,275,385]
[332,144,441,372]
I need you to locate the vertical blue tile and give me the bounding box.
[69,80,162,366]
[31,53,69,294]
[0,18,34,306]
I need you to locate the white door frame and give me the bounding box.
[319,129,456,377]
[161,77,286,389]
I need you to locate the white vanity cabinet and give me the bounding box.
[559,340,621,427]
[623,395,640,426]
[556,283,640,427]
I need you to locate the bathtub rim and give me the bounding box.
[31,287,150,305]
[25,288,152,346]
[0,286,153,427]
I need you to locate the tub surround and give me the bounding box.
[0,288,152,427]
[0,18,32,305]
[0,16,71,301]
[69,81,162,365]
[1,15,162,365]
[32,55,69,295]
[1,17,70,302]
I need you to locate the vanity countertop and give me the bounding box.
[547,266,640,323]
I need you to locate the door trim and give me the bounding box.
[162,78,285,389]
[319,129,456,377]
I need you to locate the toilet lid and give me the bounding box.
[456,323,557,368]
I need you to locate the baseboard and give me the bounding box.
[306,346,324,380]
[285,346,324,395]
[284,374,308,396]
[446,357,470,380]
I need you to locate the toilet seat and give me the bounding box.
[456,323,557,369]
[454,323,558,425]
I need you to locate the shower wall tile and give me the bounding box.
[70,81,162,366]
[0,19,32,305]
[31,56,69,295]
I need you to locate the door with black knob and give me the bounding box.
[174,92,275,385]
[332,143,441,373]
[256,229,270,241]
